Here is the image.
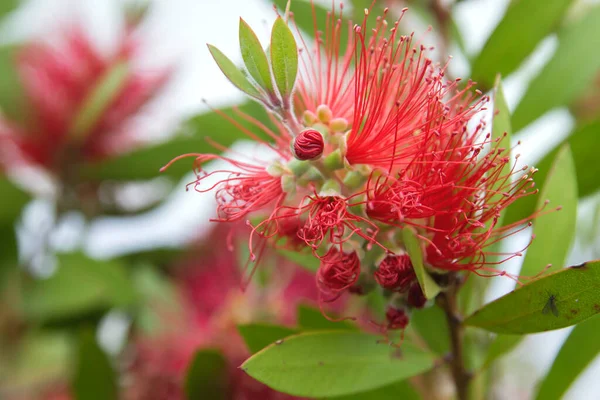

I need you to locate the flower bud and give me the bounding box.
[316,104,332,124]
[407,282,427,309]
[302,110,318,126]
[317,248,360,298]
[330,117,349,133]
[374,254,415,291]
[386,306,409,330]
[292,129,324,161]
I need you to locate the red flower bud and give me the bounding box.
[407,282,427,309]
[386,306,409,330]
[292,129,324,160]
[374,254,415,291]
[317,248,360,299]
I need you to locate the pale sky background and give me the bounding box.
[5,0,600,398]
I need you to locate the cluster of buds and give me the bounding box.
[164,4,550,331]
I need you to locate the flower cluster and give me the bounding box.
[166,4,547,330]
[0,16,170,174]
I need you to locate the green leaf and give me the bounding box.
[328,380,420,400]
[490,76,512,219]
[207,44,261,99]
[69,62,129,140]
[0,177,29,225]
[402,228,440,299]
[471,0,574,90]
[239,18,274,93]
[185,349,229,400]
[297,304,355,331]
[81,101,271,181]
[504,120,600,225]
[72,330,117,400]
[277,248,319,272]
[410,305,450,355]
[519,144,577,277]
[512,6,600,131]
[535,314,600,400]
[270,17,298,98]
[464,260,600,334]
[483,334,523,368]
[0,45,31,123]
[0,0,19,18]
[238,323,298,353]
[24,253,137,322]
[241,331,435,397]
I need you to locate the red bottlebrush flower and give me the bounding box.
[407,282,427,309]
[294,5,356,124]
[1,24,170,171]
[374,254,415,291]
[292,129,324,160]
[385,306,409,330]
[316,248,360,300]
[125,225,316,400]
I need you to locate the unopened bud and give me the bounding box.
[316,104,333,124]
[374,254,415,291]
[330,117,349,133]
[303,110,318,126]
[386,306,409,330]
[407,282,427,309]
[292,129,324,161]
[281,175,296,194]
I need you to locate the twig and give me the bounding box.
[438,274,471,400]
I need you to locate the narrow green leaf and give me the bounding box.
[402,228,440,299]
[239,18,274,93]
[519,144,577,277]
[512,6,600,131]
[277,248,319,272]
[297,304,355,331]
[81,101,272,181]
[504,120,600,225]
[410,305,450,355]
[0,0,19,18]
[491,76,512,211]
[72,330,117,400]
[483,334,523,368]
[185,349,228,400]
[328,380,420,400]
[464,260,600,334]
[238,323,298,354]
[0,45,31,123]
[535,314,600,400]
[69,62,129,140]
[24,253,137,322]
[0,177,29,225]
[471,0,574,90]
[270,17,298,98]
[207,44,261,98]
[241,331,435,397]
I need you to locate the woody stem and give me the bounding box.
[438,275,471,400]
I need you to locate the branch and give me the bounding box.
[438,275,471,400]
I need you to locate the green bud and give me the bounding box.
[287,159,311,176]
[316,104,332,124]
[319,179,342,197]
[343,170,366,189]
[330,117,348,133]
[281,175,296,195]
[323,149,344,171]
[303,110,318,126]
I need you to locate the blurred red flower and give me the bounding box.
[0,23,170,172]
